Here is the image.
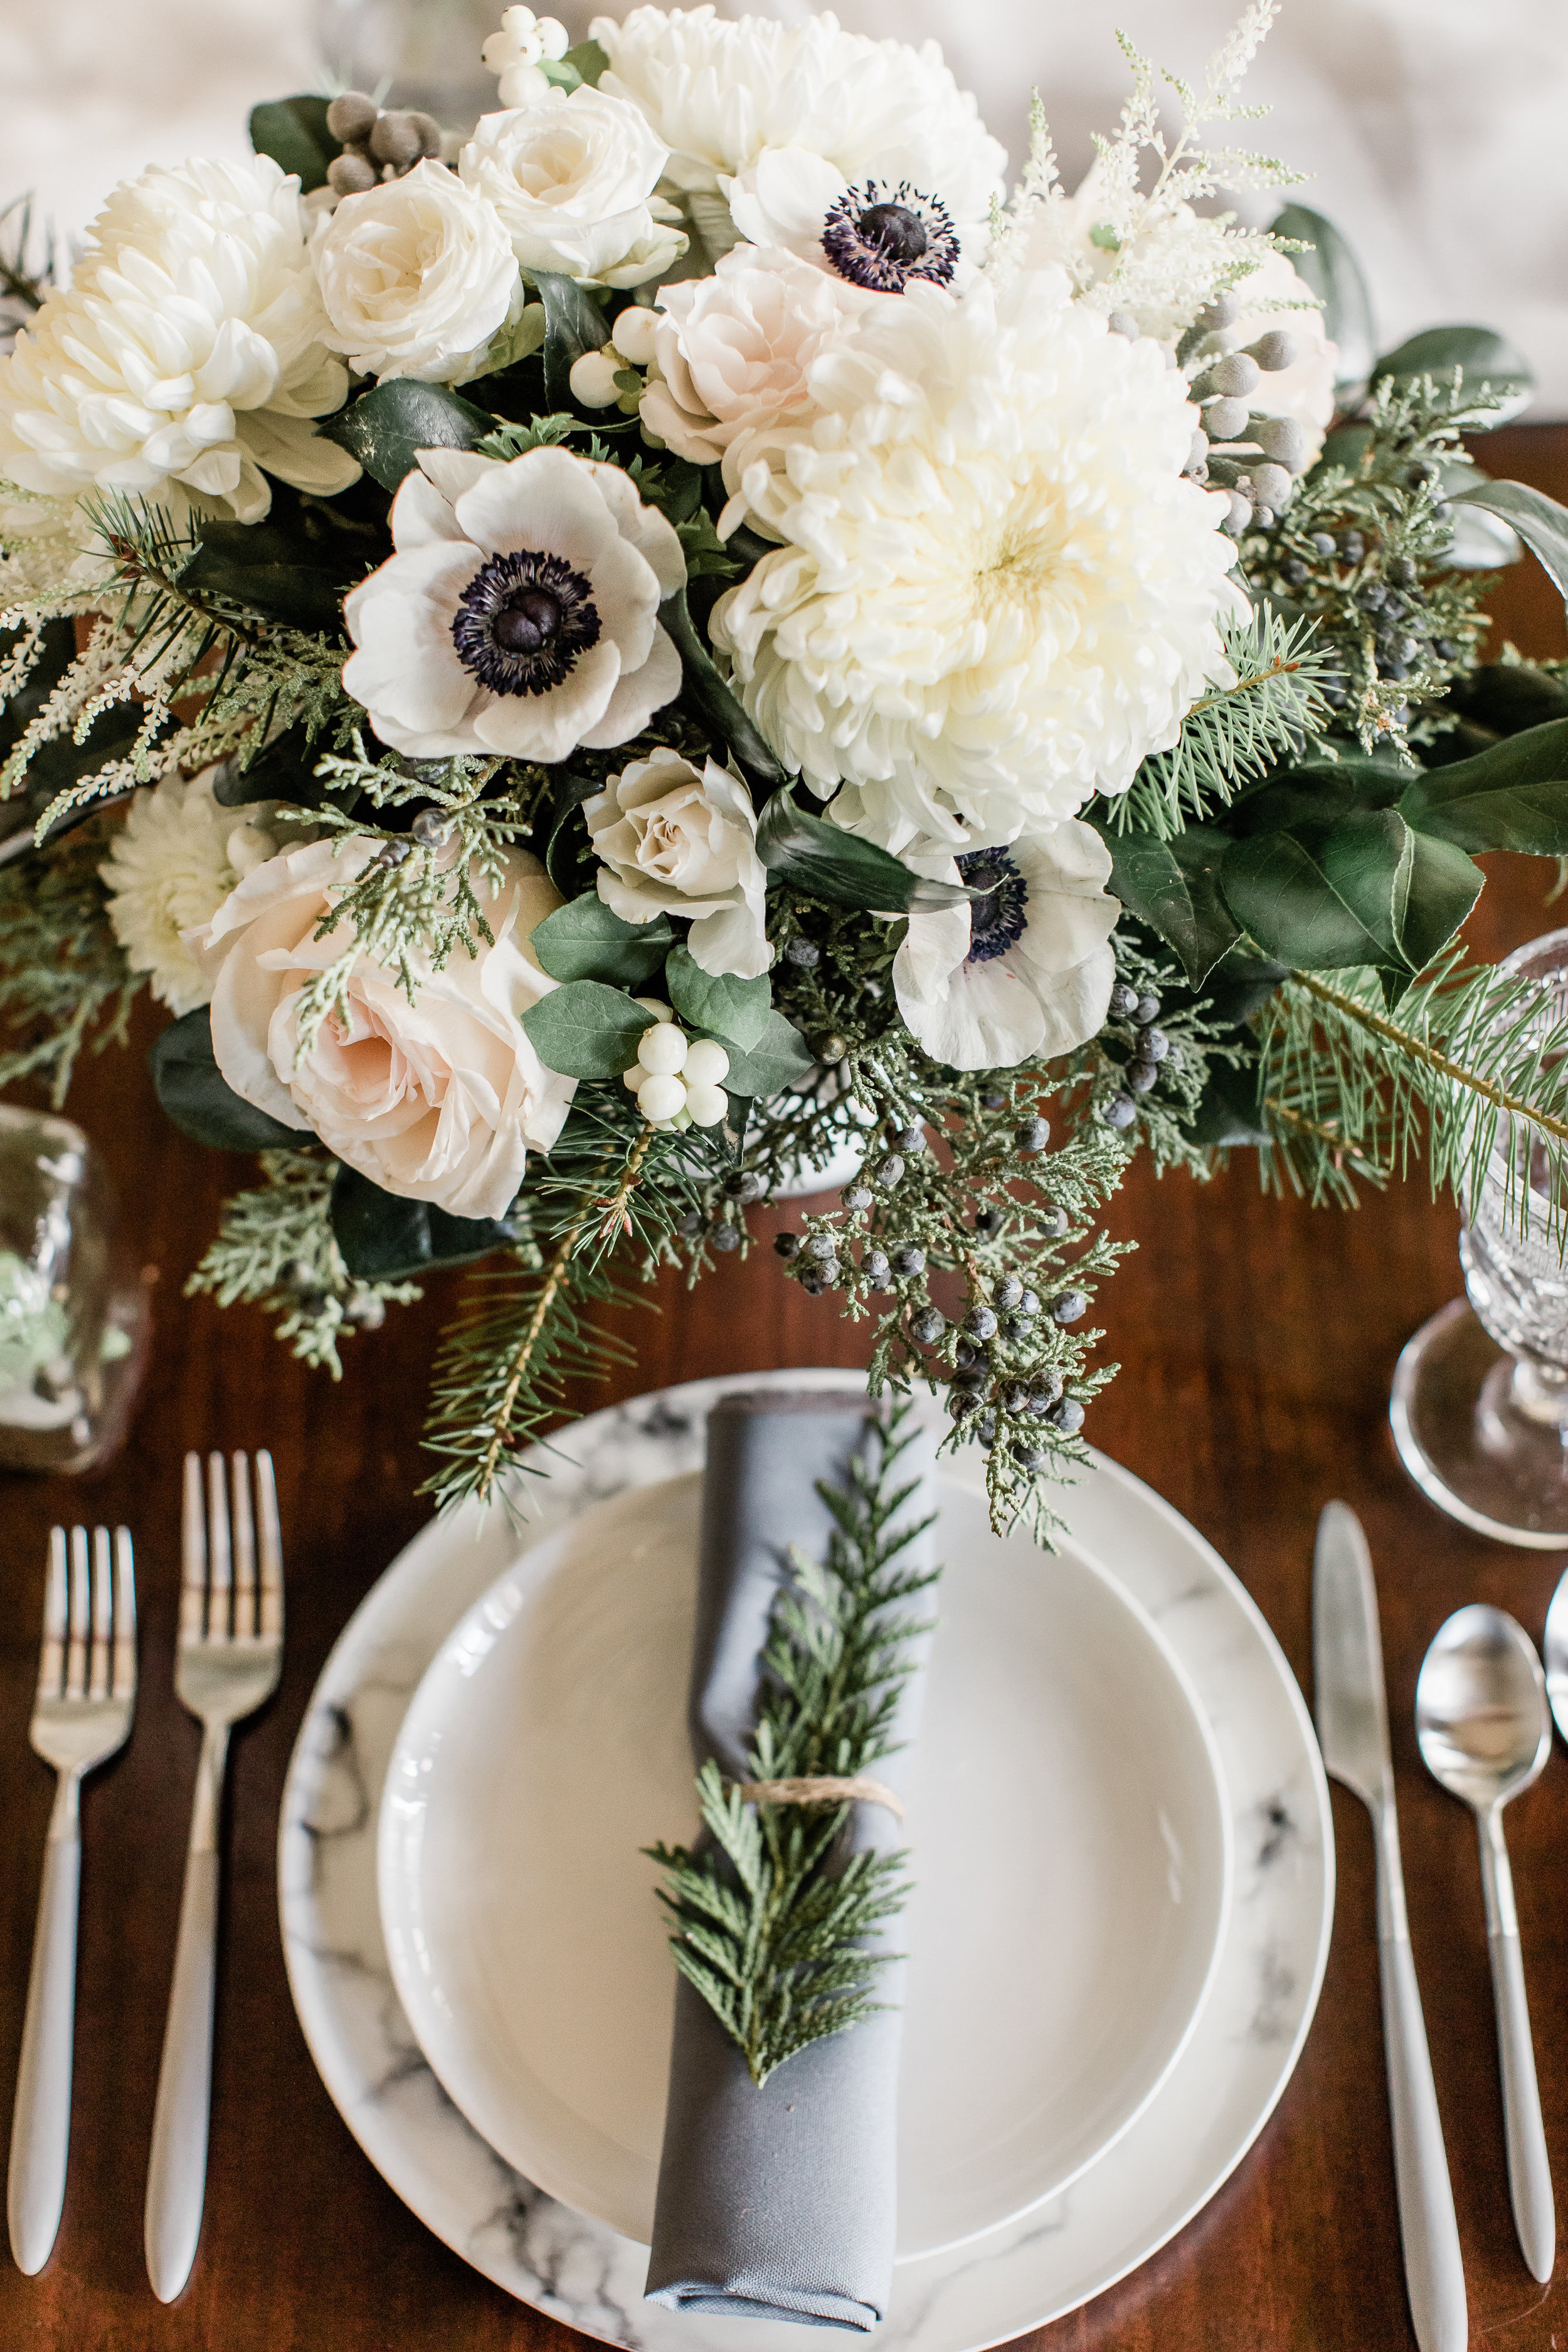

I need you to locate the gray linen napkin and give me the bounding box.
[644,1388,938,2331]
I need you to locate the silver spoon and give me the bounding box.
[1416,1605,1554,2282]
[1542,1567,1568,1747]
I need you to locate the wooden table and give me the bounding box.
[4,431,1568,2352]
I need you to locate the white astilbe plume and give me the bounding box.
[993,3,1300,334]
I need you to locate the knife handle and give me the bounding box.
[1378,1925,1468,2352]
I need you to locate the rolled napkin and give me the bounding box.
[645,1388,938,2331]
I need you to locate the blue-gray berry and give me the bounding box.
[677,1210,703,1237]
[887,1123,926,1153]
[1019,1288,1040,1317]
[805,1231,837,1260]
[1037,1207,1068,1240]
[1003,1380,1031,1413]
[973,1207,1003,1236]
[1014,1116,1050,1154]
[774,1231,799,1258]
[892,1245,926,1276]
[995,1273,1024,1310]
[980,1088,1007,1110]
[863,1250,891,1287]
[1133,993,1161,1025]
[975,1412,997,1449]
[712,1223,741,1253]
[785,936,820,967]
[800,1266,828,1296]
[1012,1442,1047,1472]
[1128,1059,1158,1094]
[876,1154,905,1188]
[1051,1290,1088,1324]
[911,1307,946,1345]
[1048,1396,1086,1434]
[724,1169,766,1202]
[842,1184,873,1212]
[964,1305,998,1342]
[954,1338,977,1369]
[998,1313,1027,1342]
[1029,1370,1065,1409]
[948,1388,978,1418]
[952,1367,988,1395]
[1108,982,1139,1019]
[1103,1093,1137,1130]
[1143,1027,1170,1062]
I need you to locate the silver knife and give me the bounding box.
[1314,1502,1467,2352]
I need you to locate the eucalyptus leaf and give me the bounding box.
[521,979,650,1079]
[331,1165,517,1280]
[183,521,346,631]
[1094,821,1238,985]
[530,893,674,985]
[563,38,608,84]
[320,379,494,493]
[1451,482,1568,607]
[1397,717,1568,853]
[534,270,612,412]
[1270,204,1375,396]
[1222,812,1411,970]
[664,941,772,1051]
[716,1010,817,1099]
[1371,325,1534,421]
[248,96,335,192]
[756,789,977,911]
[659,590,788,797]
[149,1009,304,1150]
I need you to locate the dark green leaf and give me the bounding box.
[320,379,495,494]
[183,521,346,631]
[1185,1058,1272,1148]
[563,38,608,84]
[660,590,788,798]
[1271,204,1375,395]
[717,1010,817,1099]
[149,1009,303,1150]
[1451,481,1568,605]
[530,892,674,985]
[1193,945,1289,1029]
[1229,750,1411,836]
[248,96,335,192]
[756,788,977,911]
[1222,810,1411,968]
[1451,662,1568,739]
[330,1165,517,1280]
[211,721,356,815]
[1397,716,1568,854]
[664,941,771,1050]
[1093,821,1238,985]
[1394,831,1483,970]
[534,270,612,412]
[543,771,603,896]
[520,978,649,1079]
[1371,325,1534,420]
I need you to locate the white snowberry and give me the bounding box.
[569,349,623,408]
[681,1036,730,1088]
[637,1021,688,1074]
[610,305,659,366]
[684,1083,728,1127]
[637,1071,686,1122]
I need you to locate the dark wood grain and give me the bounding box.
[5,435,1568,2352]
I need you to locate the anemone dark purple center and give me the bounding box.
[451,549,600,697]
[820,179,960,294]
[958,849,1029,965]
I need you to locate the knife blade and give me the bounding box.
[1313,1500,1467,2352]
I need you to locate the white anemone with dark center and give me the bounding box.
[821,180,958,294]
[342,445,686,764]
[451,550,601,699]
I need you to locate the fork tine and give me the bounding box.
[181,1451,206,1641]
[206,1449,231,1641]
[114,1527,136,1700]
[255,1449,283,1641]
[38,1527,67,1701]
[231,1452,257,1640]
[65,1527,89,1700]
[88,1528,112,1702]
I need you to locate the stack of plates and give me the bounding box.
[280,1370,1333,2350]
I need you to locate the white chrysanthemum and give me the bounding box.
[99,766,278,1015]
[460,91,686,289]
[0,155,358,527]
[711,269,1244,851]
[893,824,1118,1070]
[590,6,1005,277]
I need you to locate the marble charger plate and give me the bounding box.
[376,1473,1234,2259]
[278,1370,1333,2351]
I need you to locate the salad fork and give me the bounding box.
[8,1525,135,2276]
[144,1451,281,2304]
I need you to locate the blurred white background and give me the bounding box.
[3,0,1565,411]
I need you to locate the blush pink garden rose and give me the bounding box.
[189,837,575,1220]
[639,245,865,474]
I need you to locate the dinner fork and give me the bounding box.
[144,1451,281,2304]
[8,1525,135,2276]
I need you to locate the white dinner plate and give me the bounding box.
[376,1471,1233,2259]
[279,1369,1333,2352]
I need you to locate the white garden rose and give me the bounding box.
[343,445,685,762]
[460,92,686,289]
[189,837,575,1221]
[0,154,358,526]
[892,824,1119,1070]
[313,161,524,384]
[591,6,1005,282]
[712,268,1245,851]
[640,246,861,472]
[100,766,278,1017]
[585,750,772,979]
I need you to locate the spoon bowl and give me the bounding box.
[1414,1604,1550,1811]
[1541,1567,1568,1746]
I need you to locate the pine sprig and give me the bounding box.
[1255,952,1568,1231]
[1113,607,1335,837]
[649,1403,940,2087]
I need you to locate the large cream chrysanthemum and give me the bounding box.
[711,270,1245,850]
[100,766,279,1015]
[0,155,358,526]
[590,6,1005,274]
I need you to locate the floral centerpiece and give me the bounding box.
[3,1,1568,1535]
